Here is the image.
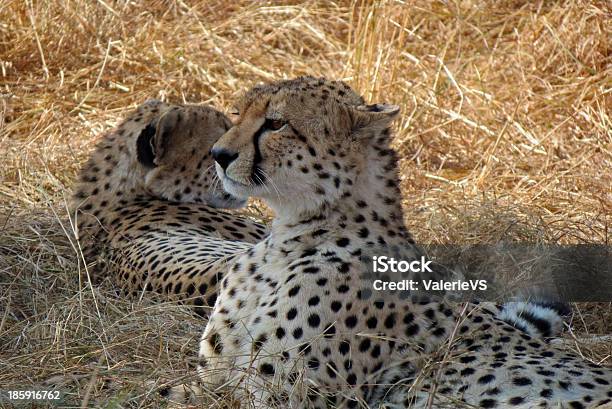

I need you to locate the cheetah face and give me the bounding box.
[211,77,399,216]
[132,100,246,208]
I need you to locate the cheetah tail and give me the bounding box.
[498,300,571,338]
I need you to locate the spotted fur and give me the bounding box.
[197,77,611,408]
[71,100,268,313]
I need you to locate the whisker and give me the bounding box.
[254,173,272,197]
[259,169,282,203]
[204,164,217,192]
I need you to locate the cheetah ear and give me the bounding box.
[136,108,183,168]
[136,123,157,168]
[348,104,400,138]
[150,108,183,165]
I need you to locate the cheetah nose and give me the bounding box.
[211,148,239,171]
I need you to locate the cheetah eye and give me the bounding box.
[229,107,240,116]
[265,118,287,131]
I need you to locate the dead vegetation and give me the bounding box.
[0,0,610,407]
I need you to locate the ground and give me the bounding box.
[0,1,610,408]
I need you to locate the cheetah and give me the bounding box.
[71,99,268,314]
[197,77,611,408]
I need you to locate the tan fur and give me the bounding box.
[198,77,611,408]
[71,100,268,314]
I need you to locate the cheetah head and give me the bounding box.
[211,77,399,217]
[129,100,245,208]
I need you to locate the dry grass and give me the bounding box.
[1,0,611,407]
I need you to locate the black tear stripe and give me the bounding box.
[252,123,266,185]
[136,124,157,168]
[251,101,271,185]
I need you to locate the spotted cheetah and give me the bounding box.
[197,77,611,408]
[71,99,268,314]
